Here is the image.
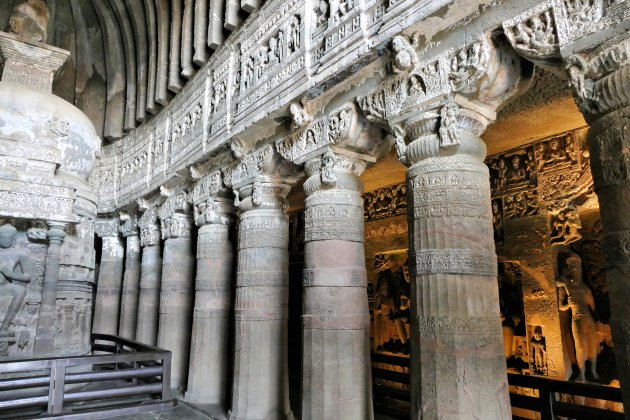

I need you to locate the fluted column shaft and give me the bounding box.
[228,181,293,420]
[405,114,509,419]
[157,212,194,391]
[136,209,162,345]
[136,241,162,345]
[119,234,141,339]
[92,235,125,335]
[186,201,234,405]
[301,154,373,419]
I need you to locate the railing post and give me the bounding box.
[539,387,555,420]
[132,361,139,385]
[161,354,171,401]
[48,360,66,415]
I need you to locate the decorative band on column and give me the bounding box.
[303,268,367,287]
[193,307,231,319]
[197,240,230,259]
[414,249,497,276]
[237,271,289,287]
[417,316,503,336]
[238,212,288,249]
[195,278,233,291]
[412,187,490,219]
[407,158,489,179]
[603,230,630,272]
[304,204,364,242]
[234,310,288,321]
[159,288,194,313]
[304,190,363,206]
[302,313,370,330]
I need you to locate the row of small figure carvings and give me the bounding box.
[365,128,594,248]
[89,0,628,214]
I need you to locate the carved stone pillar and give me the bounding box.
[363,33,531,419]
[157,192,195,391]
[566,35,630,406]
[92,218,125,336]
[136,206,162,346]
[186,171,235,407]
[33,223,66,356]
[118,212,141,340]
[223,145,296,420]
[403,106,510,419]
[277,103,387,419]
[302,154,373,419]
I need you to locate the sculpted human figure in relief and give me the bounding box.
[9,0,49,43]
[0,223,33,336]
[557,252,600,382]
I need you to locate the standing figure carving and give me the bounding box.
[529,326,548,375]
[0,223,33,335]
[557,251,600,382]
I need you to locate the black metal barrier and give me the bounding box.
[508,373,624,420]
[0,334,174,419]
[371,353,625,419]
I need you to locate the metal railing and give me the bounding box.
[370,353,625,419]
[509,373,624,420]
[0,334,174,419]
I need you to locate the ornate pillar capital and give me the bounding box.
[223,144,298,212]
[158,191,193,239]
[190,170,235,227]
[119,210,138,237]
[137,205,161,247]
[359,31,532,166]
[564,34,630,122]
[46,222,67,244]
[277,102,389,195]
[94,216,120,238]
[276,102,388,166]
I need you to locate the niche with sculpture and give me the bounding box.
[490,128,616,385]
[0,220,46,358]
[372,250,410,355]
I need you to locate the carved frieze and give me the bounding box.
[487,128,593,245]
[223,145,274,187]
[304,188,364,243]
[414,249,498,277]
[169,89,205,166]
[277,103,367,166]
[364,183,407,222]
[88,0,630,217]
[191,170,224,204]
[503,2,559,61]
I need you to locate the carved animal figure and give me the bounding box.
[9,0,49,43]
